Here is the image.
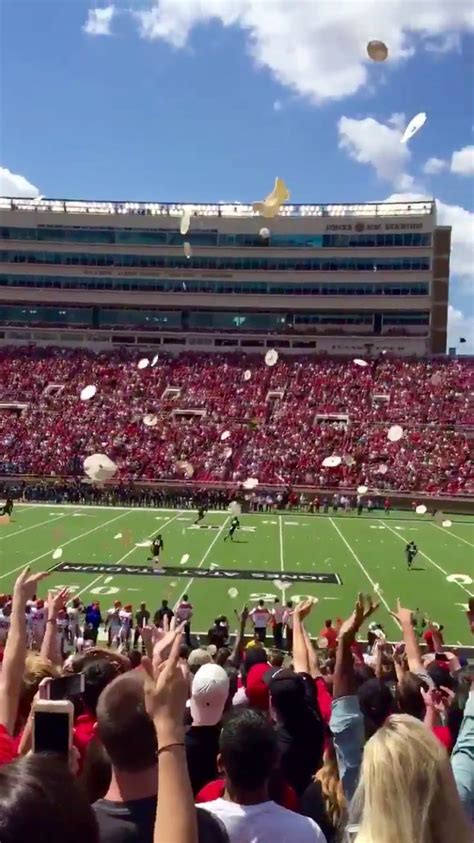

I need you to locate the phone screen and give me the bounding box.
[34,711,70,756]
[47,673,84,700]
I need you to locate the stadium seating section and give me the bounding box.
[0,347,472,494]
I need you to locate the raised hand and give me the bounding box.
[13,566,49,605]
[390,598,413,627]
[364,594,380,620]
[46,587,70,619]
[143,630,190,739]
[152,621,187,673]
[338,592,365,641]
[294,598,316,620]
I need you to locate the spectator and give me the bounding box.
[357,678,394,739]
[154,600,174,628]
[188,648,214,676]
[0,566,49,741]
[350,715,472,842]
[143,623,228,843]
[72,656,119,763]
[300,741,346,843]
[201,709,327,841]
[208,617,229,649]
[185,663,229,795]
[319,620,338,650]
[0,755,99,843]
[93,671,159,840]
[268,667,325,796]
[451,681,474,821]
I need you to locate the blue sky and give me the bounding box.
[1,0,473,348]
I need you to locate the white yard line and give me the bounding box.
[430,522,474,549]
[382,520,473,597]
[0,512,66,542]
[0,509,132,581]
[329,517,397,623]
[174,516,230,607]
[278,515,288,600]
[70,511,184,601]
[278,515,285,573]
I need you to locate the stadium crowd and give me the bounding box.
[0,347,472,494]
[0,567,472,843]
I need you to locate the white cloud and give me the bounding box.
[447,305,474,352]
[385,192,474,286]
[83,5,116,36]
[337,114,416,189]
[451,144,474,176]
[423,157,448,175]
[423,146,474,177]
[131,1,474,103]
[424,32,462,53]
[0,166,40,198]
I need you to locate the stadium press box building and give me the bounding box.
[0,197,450,356]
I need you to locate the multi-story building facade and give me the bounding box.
[0,196,450,355]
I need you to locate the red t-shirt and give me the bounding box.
[320,626,338,649]
[423,630,444,653]
[73,711,96,765]
[433,726,453,753]
[0,725,17,766]
[314,677,332,725]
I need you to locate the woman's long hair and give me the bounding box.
[351,714,471,843]
[315,741,346,830]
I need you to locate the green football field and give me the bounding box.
[0,504,473,645]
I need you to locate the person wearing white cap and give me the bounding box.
[185,663,229,796]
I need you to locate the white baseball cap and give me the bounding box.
[190,664,230,726]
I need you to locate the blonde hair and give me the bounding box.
[352,714,471,843]
[17,652,60,727]
[315,742,346,829]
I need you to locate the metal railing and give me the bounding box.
[0,196,435,219]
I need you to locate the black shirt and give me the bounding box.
[300,779,339,843]
[154,607,174,626]
[93,796,156,842]
[93,798,228,843]
[185,725,221,795]
[135,609,150,627]
[274,673,324,796]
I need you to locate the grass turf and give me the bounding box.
[0,504,473,645]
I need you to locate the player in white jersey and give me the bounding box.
[0,604,12,645]
[31,600,47,648]
[271,598,284,650]
[118,604,133,650]
[249,600,271,644]
[106,601,122,647]
[56,609,70,659]
[25,605,35,649]
[282,600,294,652]
[67,597,84,642]
[175,594,193,647]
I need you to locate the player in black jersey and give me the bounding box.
[194,506,206,526]
[148,533,164,570]
[224,517,240,542]
[0,498,13,517]
[405,540,418,570]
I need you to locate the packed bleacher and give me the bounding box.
[0,347,472,494]
[0,569,472,843]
